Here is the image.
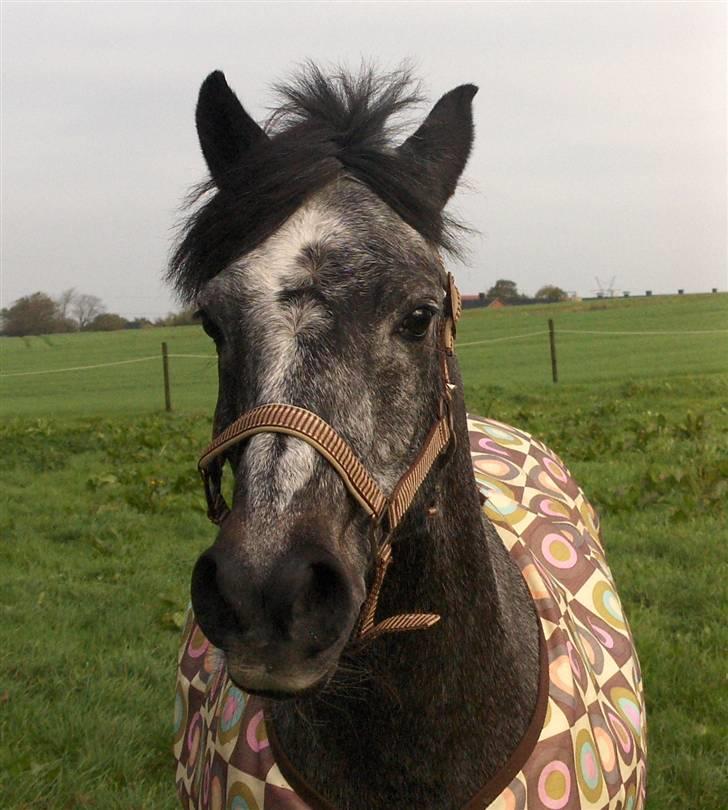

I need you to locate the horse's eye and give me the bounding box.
[196,310,224,345]
[399,307,436,340]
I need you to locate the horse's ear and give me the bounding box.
[398,84,478,209]
[195,71,267,188]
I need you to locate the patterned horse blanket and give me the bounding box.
[174,417,647,809]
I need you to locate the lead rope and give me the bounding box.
[355,539,441,642]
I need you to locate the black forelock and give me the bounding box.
[169,64,465,302]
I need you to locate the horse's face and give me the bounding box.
[193,184,445,695]
[176,69,476,698]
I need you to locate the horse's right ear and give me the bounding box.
[195,71,267,188]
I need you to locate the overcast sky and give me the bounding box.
[2,1,725,318]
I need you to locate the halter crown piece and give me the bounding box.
[198,270,463,643]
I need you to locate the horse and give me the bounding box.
[169,66,646,810]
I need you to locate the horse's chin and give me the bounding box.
[225,657,335,701]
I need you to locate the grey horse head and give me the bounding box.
[170,66,477,698]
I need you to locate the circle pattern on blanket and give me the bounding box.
[543,455,569,483]
[227,780,260,810]
[245,709,269,752]
[593,723,617,776]
[202,645,222,678]
[474,455,520,481]
[535,496,572,519]
[210,775,223,810]
[549,654,575,698]
[476,475,514,501]
[493,778,526,810]
[537,760,571,809]
[530,467,565,497]
[477,436,511,456]
[576,626,604,675]
[202,754,213,806]
[592,581,626,630]
[188,624,210,658]
[186,711,202,776]
[219,685,247,744]
[587,617,615,649]
[566,639,583,684]
[479,477,528,525]
[542,533,578,569]
[575,728,603,802]
[478,422,526,448]
[173,683,187,745]
[606,708,633,762]
[611,686,642,740]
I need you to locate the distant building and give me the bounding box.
[461,294,482,307]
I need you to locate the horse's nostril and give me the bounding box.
[190,549,242,649]
[270,550,354,654]
[299,562,342,611]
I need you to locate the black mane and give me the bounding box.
[169,65,464,301]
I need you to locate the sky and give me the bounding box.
[1,1,726,318]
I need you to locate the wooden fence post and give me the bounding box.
[161,342,172,412]
[548,319,558,383]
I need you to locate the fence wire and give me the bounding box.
[0,355,160,378]
[458,330,548,347]
[556,328,728,336]
[1,328,725,378]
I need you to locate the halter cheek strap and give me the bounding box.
[197,272,462,642]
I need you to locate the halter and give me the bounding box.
[198,271,462,642]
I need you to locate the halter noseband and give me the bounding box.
[197,271,462,643]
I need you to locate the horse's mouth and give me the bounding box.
[225,655,335,700]
[240,676,330,702]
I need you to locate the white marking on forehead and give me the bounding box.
[240,197,342,396]
[226,198,346,514]
[243,200,342,299]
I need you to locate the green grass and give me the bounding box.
[0,326,218,417]
[1,293,727,808]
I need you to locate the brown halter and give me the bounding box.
[198,272,462,642]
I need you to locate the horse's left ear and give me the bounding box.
[196,70,268,188]
[398,84,478,210]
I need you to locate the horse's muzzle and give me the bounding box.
[190,540,360,695]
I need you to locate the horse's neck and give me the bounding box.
[269,407,540,810]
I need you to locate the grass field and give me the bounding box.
[1,293,727,808]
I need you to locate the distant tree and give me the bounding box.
[486,279,521,301]
[535,285,569,303]
[155,308,198,327]
[126,317,153,330]
[56,287,78,321]
[87,312,128,331]
[74,294,105,329]
[0,292,75,336]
